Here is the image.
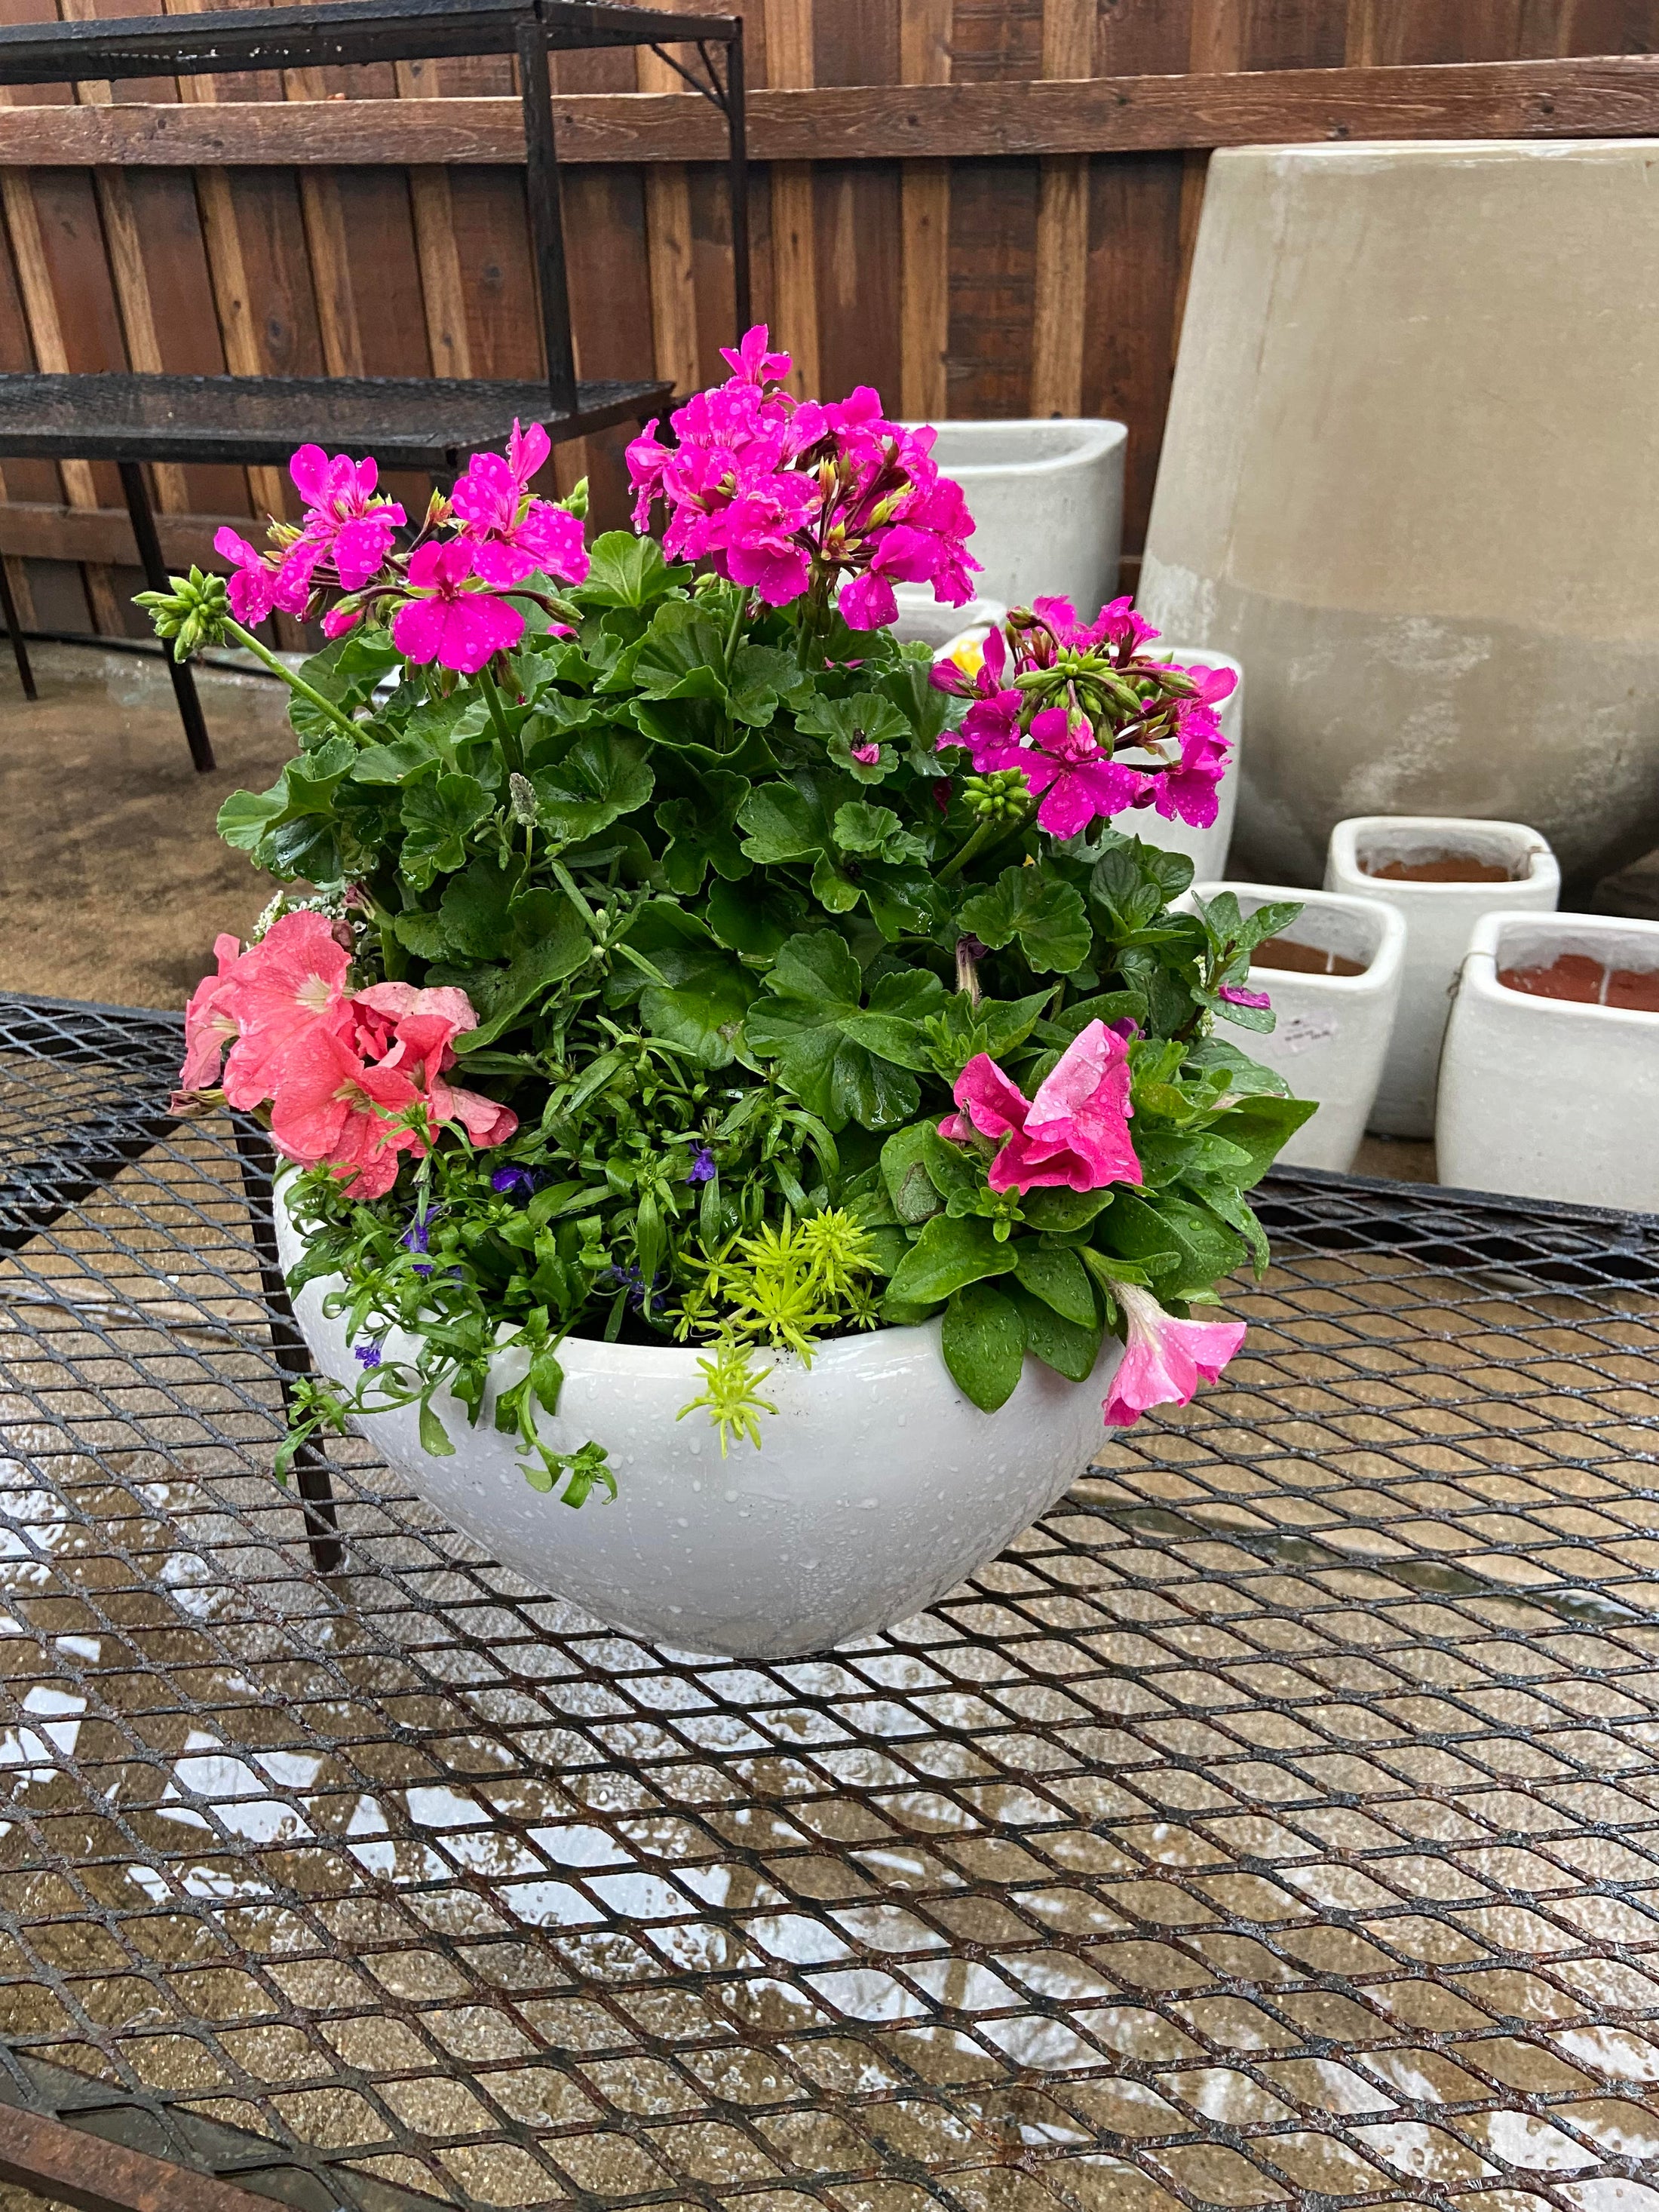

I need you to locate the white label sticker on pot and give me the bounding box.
[1281,1013,1339,1054]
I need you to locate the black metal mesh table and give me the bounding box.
[2,989,1658,2212]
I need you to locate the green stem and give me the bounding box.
[550,858,599,933]
[478,664,524,775]
[222,617,363,745]
[936,796,1042,886]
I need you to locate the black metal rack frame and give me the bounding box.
[0,0,750,772]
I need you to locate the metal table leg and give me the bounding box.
[0,552,35,701]
[232,1118,345,1577]
[117,460,216,774]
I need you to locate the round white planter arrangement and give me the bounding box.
[1438,913,1659,1211]
[1130,646,1245,881]
[1138,140,1659,888]
[1325,816,1559,1140]
[277,1190,1125,1658]
[1189,882,1405,1172]
[906,418,1127,620]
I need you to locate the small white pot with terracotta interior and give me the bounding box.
[905,418,1127,618]
[1128,646,1245,881]
[1437,911,1659,1211]
[1190,882,1406,1171]
[277,1189,1124,1659]
[1325,816,1559,1140]
[890,587,1007,651]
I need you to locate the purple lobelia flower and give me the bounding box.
[685,1144,717,1186]
[354,1339,382,1369]
[491,1164,541,1199]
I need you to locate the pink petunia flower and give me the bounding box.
[176,931,256,1096]
[217,911,353,1111]
[1102,1282,1247,1427]
[391,541,525,673]
[1219,983,1271,1011]
[289,446,406,591]
[450,419,590,590]
[940,1020,1142,1195]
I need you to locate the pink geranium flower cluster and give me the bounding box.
[625,324,980,630]
[935,596,1237,839]
[213,421,589,674]
[179,912,517,1199]
[938,1021,1246,1424]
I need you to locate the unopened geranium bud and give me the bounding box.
[508,772,539,826]
[963,769,1030,824]
[132,566,232,662]
[425,489,452,529]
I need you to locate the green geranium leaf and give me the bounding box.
[887,1215,1018,1305]
[841,968,948,1069]
[744,931,923,1131]
[941,1281,1026,1411]
[529,732,653,844]
[217,784,286,854]
[400,771,492,889]
[574,532,685,609]
[453,903,593,1050]
[628,908,758,1068]
[833,800,930,866]
[738,778,833,867]
[705,875,803,959]
[655,770,753,896]
[631,600,731,702]
[799,692,910,782]
[728,643,798,726]
[958,865,1092,975]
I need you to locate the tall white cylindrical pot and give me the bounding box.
[908,419,1127,619]
[1138,141,1659,888]
[1190,881,1406,1171]
[1438,912,1659,1210]
[1130,646,1244,881]
[1326,817,1557,1140]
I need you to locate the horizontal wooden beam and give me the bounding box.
[0,499,235,568]
[0,55,1654,166]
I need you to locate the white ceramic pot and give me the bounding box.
[1325,816,1559,1140]
[1189,881,1406,1172]
[906,418,1127,619]
[1438,911,1659,1210]
[1127,646,1245,882]
[1138,140,1659,888]
[276,1192,1124,1659]
[889,588,1007,651]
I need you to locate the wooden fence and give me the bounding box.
[2,0,1657,643]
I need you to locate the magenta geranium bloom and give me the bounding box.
[1102,1283,1247,1428]
[288,446,406,592]
[450,419,590,591]
[940,1021,1142,1195]
[391,541,526,673]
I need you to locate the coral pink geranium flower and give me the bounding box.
[940,1020,1142,1194]
[217,911,352,1110]
[352,983,519,1147]
[1102,1282,1247,1427]
[177,932,256,1095]
[391,540,525,673]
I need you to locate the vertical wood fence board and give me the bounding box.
[946,158,1038,418]
[1082,146,1184,563]
[559,161,655,530]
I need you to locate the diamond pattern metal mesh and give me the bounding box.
[1,992,1657,2212]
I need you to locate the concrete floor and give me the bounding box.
[0,639,298,1012]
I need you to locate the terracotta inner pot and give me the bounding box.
[1363,854,1516,883]
[1498,953,1659,1011]
[1253,934,1366,977]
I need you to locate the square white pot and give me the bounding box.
[904,418,1127,619]
[890,588,1007,651]
[1438,911,1659,1211]
[1126,645,1244,882]
[1189,881,1406,1171]
[1325,815,1559,1140]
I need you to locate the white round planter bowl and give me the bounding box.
[906,418,1127,619]
[1325,815,1559,1140]
[276,1193,1124,1659]
[1188,881,1406,1172]
[1438,912,1659,1212]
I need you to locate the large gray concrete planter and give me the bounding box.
[1139,141,1659,890]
